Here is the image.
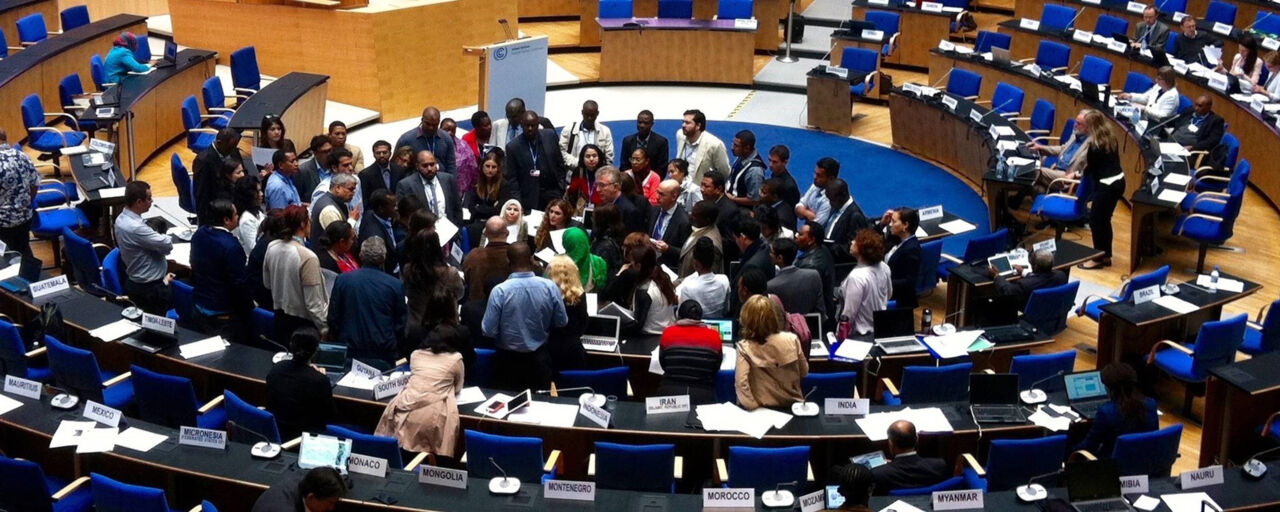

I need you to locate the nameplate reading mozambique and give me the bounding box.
[4,374,41,399]
[1180,465,1223,489]
[30,275,69,300]
[83,400,122,427]
[373,373,410,400]
[1120,474,1149,494]
[1133,285,1160,305]
[646,395,691,414]
[1032,238,1057,254]
[704,488,755,508]
[419,465,468,489]
[800,489,827,512]
[579,401,611,428]
[544,479,596,501]
[919,205,944,221]
[933,489,984,510]
[178,426,226,450]
[825,398,869,416]
[347,453,387,478]
[141,313,175,335]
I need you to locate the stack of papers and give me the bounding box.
[1160,492,1219,512]
[938,219,976,234]
[50,420,101,449]
[1028,404,1079,431]
[855,408,954,441]
[696,402,793,439]
[335,370,407,391]
[506,401,579,427]
[879,501,926,512]
[1196,274,1244,293]
[1153,295,1198,314]
[115,427,168,452]
[167,243,192,266]
[1159,142,1191,156]
[179,336,228,359]
[921,330,985,359]
[1157,189,1188,204]
[0,393,21,415]
[1163,173,1191,186]
[89,319,141,342]
[456,387,486,405]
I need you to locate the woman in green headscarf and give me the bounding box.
[562,227,607,292]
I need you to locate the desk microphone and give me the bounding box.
[253,333,294,364]
[86,282,142,321]
[45,383,79,410]
[969,404,984,441]
[1015,468,1062,502]
[761,480,798,508]
[791,387,819,417]
[536,386,605,407]
[1239,445,1280,479]
[979,98,1015,126]
[932,307,966,335]
[488,457,520,495]
[1063,9,1086,36]
[226,420,282,459]
[1062,58,1083,78]
[1020,370,1065,404]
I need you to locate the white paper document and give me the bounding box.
[179,336,228,359]
[167,243,192,266]
[879,500,926,512]
[50,420,98,448]
[507,401,579,427]
[97,187,125,198]
[649,346,665,375]
[89,319,141,342]
[1132,495,1160,511]
[456,387,486,405]
[1028,405,1073,432]
[833,339,873,361]
[1196,275,1244,293]
[76,427,118,454]
[435,217,459,245]
[1157,189,1188,204]
[115,427,168,452]
[1153,295,1198,314]
[695,402,792,439]
[938,219,976,234]
[0,263,19,281]
[1160,492,1219,512]
[1159,142,1191,156]
[922,330,984,359]
[855,407,954,441]
[1163,173,1191,186]
[549,228,567,253]
[720,345,737,371]
[335,371,381,390]
[252,147,275,168]
[0,393,21,415]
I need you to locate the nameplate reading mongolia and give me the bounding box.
[373,373,411,400]
[544,480,596,502]
[704,488,755,508]
[825,398,869,416]
[29,275,69,300]
[141,313,175,335]
[933,489,984,510]
[419,465,468,489]
[1126,2,1147,14]
[579,401,611,428]
[178,426,226,450]
[1180,465,1224,489]
[347,453,387,478]
[4,374,42,399]
[1133,285,1160,305]
[1120,474,1149,494]
[83,400,122,427]
[646,395,691,414]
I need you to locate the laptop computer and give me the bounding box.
[0,255,42,293]
[155,39,178,68]
[1064,370,1111,417]
[581,315,621,352]
[297,432,353,475]
[1065,459,1135,512]
[987,254,1016,277]
[972,294,1036,343]
[120,313,178,353]
[969,372,1028,423]
[992,46,1012,66]
[804,313,826,355]
[703,319,734,343]
[314,342,348,373]
[873,308,926,354]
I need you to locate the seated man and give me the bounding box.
[1170,15,1216,64]
[1169,95,1224,152]
[251,466,347,512]
[1028,109,1090,193]
[870,420,951,494]
[987,248,1068,310]
[1130,6,1169,50]
[114,181,173,315]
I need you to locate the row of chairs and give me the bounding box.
[0,458,218,512]
[599,0,754,20]
[1037,1,1279,34]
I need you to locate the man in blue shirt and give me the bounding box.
[190,199,253,344]
[265,149,302,210]
[104,32,149,84]
[481,242,568,391]
[795,157,838,225]
[394,106,457,175]
[327,237,406,369]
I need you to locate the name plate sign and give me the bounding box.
[1120,474,1149,494]
[941,96,959,110]
[704,488,755,508]
[141,313,175,335]
[347,453,387,478]
[178,426,226,450]
[419,465,468,489]
[1032,238,1057,254]
[30,275,69,300]
[1180,465,1224,489]
[933,489,984,510]
[825,398,870,416]
[544,480,596,502]
[1019,18,1040,31]
[919,205,944,221]
[579,401,611,428]
[1127,2,1147,14]
[4,374,41,399]
[646,395,691,414]
[800,489,827,512]
[83,400,122,427]
[1133,285,1160,305]
[373,373,410,400]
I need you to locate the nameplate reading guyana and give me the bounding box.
[1180,465,1224,489]
[646,395,691,414]
[347,453,387,478]
[704,488,755,508]
[419,465,468,489]
[933,489,984,510]
[544,480,596,501]
[4,374,41,399]
[178,426,226,450]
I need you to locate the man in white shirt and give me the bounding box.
[1117,66,1180,121]
[676,236,730,318]
[559,100,614,171]
[674,109,730,184]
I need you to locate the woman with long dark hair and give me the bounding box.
[565,144,607,211]
[258,115,289,150]
[606,244,678,335]
[315,220,359,274]
[401,230,463,329]
[1073,362,1158,454]
[1222,34,1262,84]
[232,176,264,255]
[1076,110,1124,269]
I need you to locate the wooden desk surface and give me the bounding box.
[599,21,755,85]
[228,72,329,143]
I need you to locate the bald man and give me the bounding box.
[869,420,950,494]
[1170,95,1224,152]
[461,216,515,301]
[395,106,457,174]
[647,179,692,269]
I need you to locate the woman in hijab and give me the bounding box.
[561,227,607,292]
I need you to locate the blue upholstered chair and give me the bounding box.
[1078,55,1113,87]
[171,154,196,216]
[800,371,858,401]
[1149,313,1247,416]
[199,77,238,128]
[0,28,21,58]
[1023,40,1070,73]
[715,368,736,403]
[1011,99,1055,137]
[1031,173,1092,240]
[978,82,1024,117]
[889,476,967,496]
[45,336,134,409]
[470,347,494,387]
[168,280,195,323]
[100,249,124,295]
[62,226,104,291]
[1022,281,1080,336]
[1174,160,1248,272]
[31,189,90,268]
[839,47,880,97]
[557,366,630,397]
[17,13,52,46]
[132,34,151,64]
[591,442,679,492]
[658,0,693,18]
[936,228,1008,281]
[463,429,560,482]
[230,46,261,96]
[0,455,93,512]
[719,445,812,492]
[1241,298,1280,356]
[1036,117,1074,169]
[962,435,1068,491]
[1078,265,1170,321]
[21,94,87,165]
[865,10,901,56]
[89,54,111,91]
[90,473,181,512]
[599,0,634,19]
[1039,4,1077,32]
[0,316,51,381]
[180,95,217,152]
[1009,350,1076,392]
[1181,158,1249,217]
[223,389,284,444]
[1252,11,1280,35]
[975,30,1011,53]
[325,424,428,470]
[717,0,753,19]
[915,240,943,296]
[130,364,227,430]
[946,68,982,99]
[1204,0,1237,26]
[1093,15,1129,39]
[1190,133,1240,192]
[882,362,972,405]
[59,6,90,31]
[1122,71,1154,93]
[56,73,99,133]
[1094,424,1183,477]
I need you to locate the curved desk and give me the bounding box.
[578,0,788,51]
[598,18,756,85]
[1014,0,1247,59]
[0,0,58,37]
[1187,0,1280,32]
[851,0,957,69]
[227,71,329,143]
[0,14,147,146]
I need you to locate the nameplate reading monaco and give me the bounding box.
[544,480,596,501]
[82,400,122,427]
[800,489,827,512]
[141,313,175,335]
[646,395,691,414]
[1133,285,1160,305]
[419,465,468,489]
[1120,474,1149,494]
[373,373,410,400]
[1181,465,1224,489]
[347,453,387,478]
[703,488,755,508]
[932,489,984,510]
[825,398,870,416]
[29,275,69,300]
[4,374,42,399]
[579,401,611,428]
[178,427,226,450]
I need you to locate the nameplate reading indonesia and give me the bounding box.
[704,488,755,508]
[544,480,596,502]
[179,426,226,450]
[646,395,691,414]
[83,400,122,427]
[30,275,69,300]
[1180,465,1224,490]
[825,398,869,416]
[347,453,387,478]
[933,489,984,510]
[579,400,611,428]
[4,374,42,399]
[419,465,468,489]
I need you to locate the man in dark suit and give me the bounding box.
[870,420,951,495]
[595,166,646,235]
[767,145,801,208]
[619,109,669,174]
[292,134,331,204]
[649,179,692,269]
[395,149,462,227]
[193,128,247,225]
[700,170,743,262]
[761,177,797,233]
[357,188,400,275]
[251,466,347,512]
[1170,95,1225,152]
[732,217,775,287]
[504,110,566,211]
[358,140,401,204]
[988,249,1068,310]
[823,178,870,263]
[1172,15,1216,64]
[767,238,824,316]
[796,221,836,319]
[189,199,252,345]
[880,207,922,309]
[1130,6,1170,50]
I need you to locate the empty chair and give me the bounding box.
[557,366,629,397]
[180,95,217,152]
[1203,0,1236,26]
[1079,55,1113,87]
[1174,160,1247,272]
[717,0,753,19]
[89,54,111,91]
[1182,156,1248,217]
[199,76,237,128]
[657,0,693,18]
[715,368,736,403]
[1149,313,1247,417]
[469,347,494,387]
[974,30,1011,53]
[101,249,124,296]
[1190,133,1240,192]
[1241,298,1280,356]
[1023,40,1070,73]
[62,226,104,290]
[839,47,880,97]
[1078,265,1170,321]
[229,46,261,96]
[865,10,900,56]
[60,6,90,31]
[1011,99,1056,136]
[0,316,51,381]
[90,473,183,512]
[915,240,943,296]
[1009,350,1076,392]
[223,389,294,445]
[45,336,134,409]
[1031,174,1092,240]
[0,455,93,512]
[169,279,195,322]
[1022,281,1080,336]
[30,188,90,268]
[800,371,858,401]
[130,364,227,430]
[1122,71,1154,93]
[1094,424,1183,477]
[21,94,87,165]
[325,424,427,470]
[979,82,1024,117]
[170,154,196,216]
[0,28,20,59]
[962,435,1068,491]
[719,445,811,492]
[1093,15,1129,39]
[463,429,560,482]
[17,13,52,46]
[946,68,982,99]
[1252,11,1280,36]
[889,476,967,496]
[882,362,972,405]
[591,442,679,492]
[57,73,100,133]
[1039,4,1077,32]
[936,228,1008,281]
[599,0,634,19]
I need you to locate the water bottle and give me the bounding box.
[1209,265,1220,292]
[921,308,933,332]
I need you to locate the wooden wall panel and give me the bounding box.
[519,0,579,18]
[57,0,169,19]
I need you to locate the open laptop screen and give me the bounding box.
[1065,459,1122,501]
[704,319,734,342]
[584,315,620,340]
[1064,371,1108,401]
[969,373,1019,405]
[872,309,914,338]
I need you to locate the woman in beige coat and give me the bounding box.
[375,324,465,460]
[735,294,809,410]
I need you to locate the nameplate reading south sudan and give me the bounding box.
[646,395,691,414]
[544,479,596,501]
[933,489,984,510]
[1180,465,1224,489]
[704,488,755,508]
[4,374,41,399]
[29,275,69,300]
[373,373,410,400]
[178,426,226,450]
[825,398,869,416]
[347,453,387,478]
[83,400,122,427]
[419,465,468,489]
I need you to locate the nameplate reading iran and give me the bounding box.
[1120,474,1149,494]
[178,427,226,450]
[544,480,596,502]
[1180,465,1224,489]
[941,96,958,111]
[1126,2,1146,14]
[141,313,175,335]
[579,401,611,428]
[347,453,387,478]
[933,489,984,510]
[1032,238,1057,254]
[919,205,944,221]
[799,489,826,512]
[83,400,122,427]
[1133,285,1159,305]
[825,398,869,415]
[1019,18,1040,31]
[4,374,41,399]
[30,275,69,300]
[704,488,755,508]
[646,395,691,414]
[419,465,468,489]
[373,373,410,400]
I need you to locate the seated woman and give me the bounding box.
[375,324,465,464]
[657,301,724,404]
[606,244,677,335]
[483,198,529,247]
[265,327,338,440]
[735,294,808,410]
[829,463,876,511]
[1073,362,1158,455]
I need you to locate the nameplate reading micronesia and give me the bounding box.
[1133,285,1160,305]
[373,373,410,400]
[83,400,122,427]
[29,275,69,299]
[704,488,755,508]
[347,453,387,478]
[800,489,827,512]
[1120,474,1149,494]
[544,480,596,501]
[933,489,984,510]
[141,313,175,335]
[4,374,41,399]
[825,398,869,416]
[579,401,611,428]
[419,465,468,489]
[1180,465,1224,489]
[646,395,691,414]
[178,426,226,450]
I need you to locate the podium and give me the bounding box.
[464,36,550,114]
[806,68,863,135]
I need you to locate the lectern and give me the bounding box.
[463,35,549,114]
[806,68,865,136]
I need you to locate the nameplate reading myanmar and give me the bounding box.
[141,313,175,335]
[1133,285,1160,305]
[83,399,122,427]
[178,426,226,450]
[29,275,69,300]
[579,401,611,428]
[1120,474,1149,494]
[419,465,468,489]
[800,489,826,512]
[825,398,869,416]
[1180,465,1224,489]
[347,453,387,478]
[646,395,691,414]
[4,374,42,399]
[373,373,410,400]
[544,480,596,502]
[933,489,984,510]
[704,488,755,508]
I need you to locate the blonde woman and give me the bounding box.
[735,294,808,410]
[546,255,588,374]
[1076,110,1124,269]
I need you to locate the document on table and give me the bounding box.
[855,407,954,441]
[456,387,486,405]
[179,336,228,359]
[1159,142,1191,156]
[879,500,926,512]
[922,330,984,359]
[115,427,168,452]
[1160,492,1219,512]
[1028,405,1073,432]
[435,217,459,245]
[938,219,976,235]
[720,345,737,370]
[534,247,556,264]
[507,401,578,427]
[0,263,18,281]
[335,371,380,390]
[97,187,125,198]
[695,402,792,439]
[167,243,192,266]
[1163,173,1191,186]
[89,319,141,342]
[50,420,97,448]
[833,339,872,362]
[1157,189,1188,204]
[0,393,21,415]
[1153,295,1199,314]
[649,346,664,375]
[1196,275,1244,293]
[76,427,118,454]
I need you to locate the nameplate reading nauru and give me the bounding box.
[703,488,755,508]
[645,395,691,414]
[544,479,596,502]
[933,489,984,510]
[419,465,467,489]
[1180,465,1223,489]
[178,426,226,450]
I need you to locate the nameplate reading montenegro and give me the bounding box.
[544,480,596,501]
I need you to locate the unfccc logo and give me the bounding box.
[495,47,508,60]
